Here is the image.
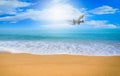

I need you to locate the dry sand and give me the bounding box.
[0,53,120,76]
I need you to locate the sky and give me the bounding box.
[0,0,120,29]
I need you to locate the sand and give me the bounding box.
[0,53,120,76]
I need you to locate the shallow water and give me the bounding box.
[0,28,120,56]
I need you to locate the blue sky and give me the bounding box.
[0,0,120,29]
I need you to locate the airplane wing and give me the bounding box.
[66,20,76,25]
[78,14,84,21]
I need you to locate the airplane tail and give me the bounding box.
[78,14,84,21]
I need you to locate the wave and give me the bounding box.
[0,40,120,56]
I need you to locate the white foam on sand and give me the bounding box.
[0,40,120,56]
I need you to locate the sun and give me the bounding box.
[46,6,70,22]
[40,1,83,28]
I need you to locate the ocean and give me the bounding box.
[0,28,120,56]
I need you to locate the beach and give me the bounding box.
[0,0,120,75]
[0,53,120,76]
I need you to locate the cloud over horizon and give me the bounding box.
[84,20,117,28]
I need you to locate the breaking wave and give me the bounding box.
[0,40,120,56]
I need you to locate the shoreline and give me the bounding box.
[0,52,120,56]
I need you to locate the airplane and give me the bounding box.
[68,14,84,25]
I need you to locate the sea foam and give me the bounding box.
[0,40,120,56]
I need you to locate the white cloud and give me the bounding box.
[0,1,118,28]
[0,1,85,22]
[0,0,31,14]
[90,5,118,15]
[51,0,66,3]
[39,4,84,21]
[84,20,117,28]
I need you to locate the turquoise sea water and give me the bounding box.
[0,28,120,56]
[0,28,120,41]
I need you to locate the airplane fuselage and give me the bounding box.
[67,14,84,25]
[72,19,84,25]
